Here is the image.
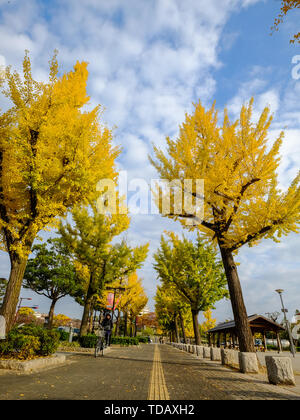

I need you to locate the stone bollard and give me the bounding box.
[265,356,296,386]
[221,349,239,368]
[196,346,204,358]
[191,345,197,354]
[210,347,221,361]
[203,347,211,359]
[239,352,259,374]
[0,316,6,340]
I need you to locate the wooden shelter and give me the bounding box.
[207,314,285,351]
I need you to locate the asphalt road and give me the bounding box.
[0,344,300,400]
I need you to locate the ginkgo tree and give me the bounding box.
[113,272,148,336]
[154,284,192,343]
[59,203,148,336]
[150,98,300,352]
[154,234,227,345]
[0,52,119,330]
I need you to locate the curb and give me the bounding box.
[0,354,66,373]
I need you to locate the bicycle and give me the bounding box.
[94,326,105,358]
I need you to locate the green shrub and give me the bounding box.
[79,334,98,348]
[137,336,149,343]
[58,330,70,342]
[0,324,60,359]
[111,336,139,346]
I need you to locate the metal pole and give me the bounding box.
[276,290,296,357]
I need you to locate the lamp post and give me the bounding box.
[17,297,32,313]
[275,289,296,357]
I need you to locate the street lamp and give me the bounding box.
[275,289,296,357]
[17,297,32,313]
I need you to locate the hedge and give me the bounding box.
[137,336,149,343]
[111,336,139,346]
[0,324,60,360]
[79,334,98,348]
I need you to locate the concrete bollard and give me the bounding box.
[196,346,204,358]
[221,349,239,368]
[210,347,221,361]
[265,356,296,386]
[203,347,211,359]
[239,352,259,374]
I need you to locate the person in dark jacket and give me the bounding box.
[101,313,113,347]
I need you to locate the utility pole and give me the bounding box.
[275,289,296,357]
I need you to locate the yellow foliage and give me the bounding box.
[200,309,216,334]
[53,314,71,327]
[18,307,34,316]
[272,0,300,44]
[0,52,119,259]
[151,98,300,253]
[115,273,148,318]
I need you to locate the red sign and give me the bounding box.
[106,293,114,309]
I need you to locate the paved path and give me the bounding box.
[0,344,300,400]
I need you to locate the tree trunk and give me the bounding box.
[134,317,137,337]
[115,309,120,336]
[191,309,201,345]
[80,295,93,337]
[124,312,128,336]
[80,273,96,337]
[218,245,255,352]
[47,299,58,329]
[174,314,180,343]
[0,255,28,332]
[178,310,187,343]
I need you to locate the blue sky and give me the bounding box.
[0,0,299,324]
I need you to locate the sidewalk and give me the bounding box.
[1,344,300,400]
[166,345,300,400]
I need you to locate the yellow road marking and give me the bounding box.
[148,345,170,400]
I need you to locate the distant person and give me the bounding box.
[101,313,113,347]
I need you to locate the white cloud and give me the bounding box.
[1,0,297,322]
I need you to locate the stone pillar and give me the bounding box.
[0,316,6,340]
[265,356,296,386]
[211,347,221,361]
[196,345,203,358]
[203,347,211,359]
[239,352,259,374]
[221,348,239,368]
